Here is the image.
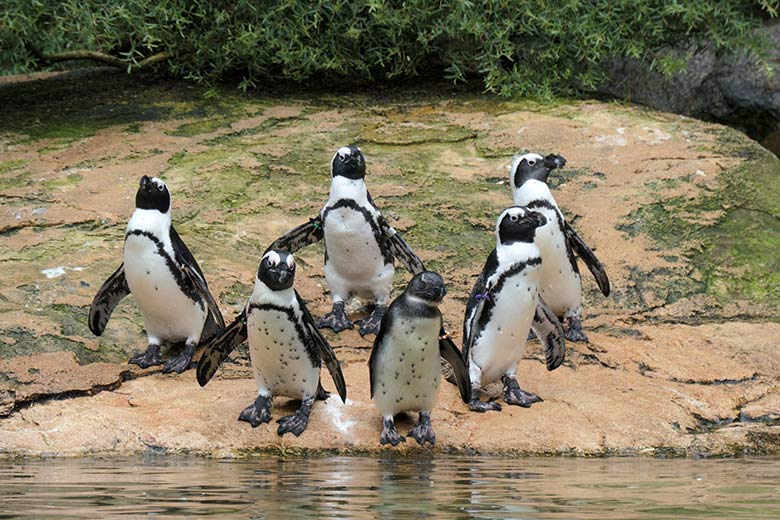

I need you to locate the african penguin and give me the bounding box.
[368,271,468,446]
[196,250,347,437]
[463,206,565,412]
[268,144,425,337]
[88,175,224,373]
[510,153,610,342]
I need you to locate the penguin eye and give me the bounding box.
[510,214,519,223]
[527,159,537,166]
[157,184,164,191]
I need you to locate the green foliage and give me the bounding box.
[1,0,777,96]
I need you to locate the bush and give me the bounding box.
[1,0,777,96]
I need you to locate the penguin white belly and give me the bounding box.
[470,272,538,385]
[247,308,319,399]
[373,317,441,418]
[323,207,392,300]
[534,213,582,317]
[123,235,206,342]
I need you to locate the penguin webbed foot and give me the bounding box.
[162,343,196,374]
[318,302,353,332]
[129,344,163,369]
[239,395,272,427]
[469,398,502,413]
[277,397,313,437]
[502,375,542,408]
[564,315,589,343]
[379,418,406,446]
[356,305,386,337]
[407,412,436,446]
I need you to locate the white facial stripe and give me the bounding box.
[510,153,544,173]
[150,177,166,191]
[263,251,281,266]
[336,146,352,159]
[285,254,295,269]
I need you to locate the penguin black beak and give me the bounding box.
[544,154,566,170]
[437,285,447,301]
[276,269,292,287]
[528,211,547,228]
[140,175,152,192]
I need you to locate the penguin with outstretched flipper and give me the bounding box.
[89,175,224,373]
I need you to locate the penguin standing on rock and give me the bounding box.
[463,206,565,412]
[368,272,470,446]
[268,145,424,336]
[196,250,347,437]
[89,175,225,373]
[510,153,610,342]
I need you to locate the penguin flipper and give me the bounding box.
[531,296,566,371]
[439,332,470,403]
[296,291,347,403]
[170,226,226,330]
[267,217,324,254]
[462,251,497,362]
[564,221,610,297]
[196,309,248,387]
[378,217,426,275]
[88,263,130,336]
[367,312,391,399]
[180,263,225,331]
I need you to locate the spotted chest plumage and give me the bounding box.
[322,198,393,274]
[371,313,442,418]
[245,286,320,400]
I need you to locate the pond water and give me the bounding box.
[0,456,778,518]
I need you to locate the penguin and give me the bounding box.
[510,153,610,342]
[88,175,225,373]
[268,144,424,336]
[463,206,566,412]
[196,250,347,437]
[368,271,470,446]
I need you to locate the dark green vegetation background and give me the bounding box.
[1,1,777,96]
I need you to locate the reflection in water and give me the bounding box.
[1,456,779,518]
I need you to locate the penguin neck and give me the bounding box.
[496,240,541,264]
[329,176,368,204]
[512,179,554,206]
[127,207,171,237]
[250,277,296,307]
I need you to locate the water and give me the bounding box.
[1,456,778,519]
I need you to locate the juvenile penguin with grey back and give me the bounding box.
[268,145,424,336]
[88,175,225,373]
[463,206,566,412]
[368,271,470,446]
[197,250,347,437]
[510,153,610,342]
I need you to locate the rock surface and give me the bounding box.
[598,22,780,155]
[0,71,778,457]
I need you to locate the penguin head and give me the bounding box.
[331,145,366,180]
[406,271,447,304]
[135,175,171,213]
[510,152,566,189]
[497,206,547,245]
[258,250,296,291]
